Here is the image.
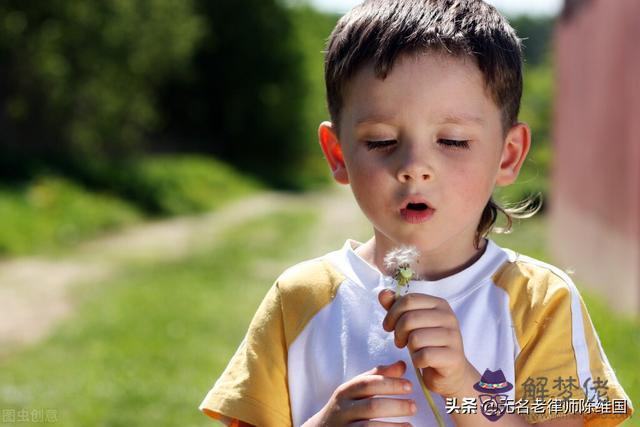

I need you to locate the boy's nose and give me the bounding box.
[398,170,430,182]
[396,150,432,183]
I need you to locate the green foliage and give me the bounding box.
[508,15,555,66]
[0,155,260,256]
[0,176,141,255]
[288,5,342,189]
[0,0,204,180]
[495,61,553,210]
[0,1,557,203]
[158,0,312,189]
[0,0,322,190]
[493,15,554,210]
[118,155,261,216]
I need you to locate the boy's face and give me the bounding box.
[319,52,529,260]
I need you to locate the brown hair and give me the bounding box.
[323,0,539,247]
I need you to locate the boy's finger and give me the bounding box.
[383,293,440,332]
[378,289,396,310]
[349,396,417,420]
[346,374,413,399]
[370,360,406,377]
[397,326,452,350]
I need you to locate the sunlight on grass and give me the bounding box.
[0,176,141,256]
[0,209,636,426]
[0,209,317,426]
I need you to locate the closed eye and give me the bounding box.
[366,140,397,150]
[438,139,469,149]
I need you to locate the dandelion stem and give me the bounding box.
[387,246,446,427]
[395,287,446,427]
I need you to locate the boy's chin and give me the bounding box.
[375,230,431,250]
[378,233,476,256]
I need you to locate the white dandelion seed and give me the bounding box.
[384,245,421,290]
[383,245,420,277]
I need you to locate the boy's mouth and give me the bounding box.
[399,198,435,224]
[406,202,429,211]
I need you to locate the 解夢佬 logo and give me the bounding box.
[474,369,514,421]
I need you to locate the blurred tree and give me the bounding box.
[0,1,556,195]
[0,0,204,183]
[287,5,341,188]
[494,15,555,209]
[158,0,311,189]
[509,15,555,66]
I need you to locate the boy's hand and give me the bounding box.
[379,289,478,399]
[301,360,416,427]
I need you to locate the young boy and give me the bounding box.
[199,1,634,426]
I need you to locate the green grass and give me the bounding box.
[0,155,261,257]
[0,176,141,256]
[122,155,262,216]
[0,207,636,425]
[0,209,318,426]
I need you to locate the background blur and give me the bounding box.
[0,0,636,425]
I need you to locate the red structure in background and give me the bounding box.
[551,0,640,314]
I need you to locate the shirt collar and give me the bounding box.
[327,238,509,301]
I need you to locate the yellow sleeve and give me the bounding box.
[199,282,292,427]
[494,261,634,426]
[199,258,345,427]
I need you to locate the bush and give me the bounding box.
[0,156,261,256]
[117,155,261,216]
[287,5,343,189]
[0,176,141,255]
[0,0,204,181]
[157,0,311,189]
[494,61,553,210]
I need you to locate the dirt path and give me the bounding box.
[0,186,370,356]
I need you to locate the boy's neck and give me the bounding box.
[355,236,488,282]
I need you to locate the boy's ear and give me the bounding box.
[318,121,349,184]
[495,122,531,187]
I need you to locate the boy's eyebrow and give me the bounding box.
[354,112,485,126]
[354,113,396,126]
[438,113,485,126]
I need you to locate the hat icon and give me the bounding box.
[473,369,513,394]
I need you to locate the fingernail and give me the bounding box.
[410,401,417,413]
[403,382,412,392]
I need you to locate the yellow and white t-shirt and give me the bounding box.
[200,239,634,426]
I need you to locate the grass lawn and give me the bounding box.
[0,176,142,256]
[0,209,318,426]
[0,209,636,425]
[0,155,260,258]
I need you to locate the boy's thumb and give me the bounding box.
[378,289,396,310]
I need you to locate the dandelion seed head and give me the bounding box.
[383,245,420,276]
